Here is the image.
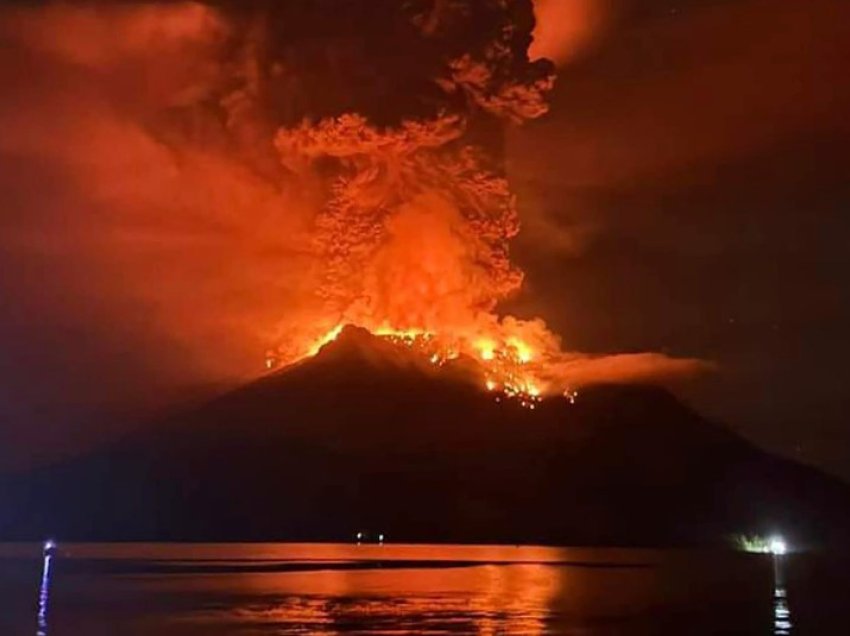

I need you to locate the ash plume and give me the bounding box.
[218,0,558,360]
[0,0,706,440]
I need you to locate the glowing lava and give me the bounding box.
[278,322,569,408]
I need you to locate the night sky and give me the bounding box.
[1,0,849,480]
[509,0,850,478]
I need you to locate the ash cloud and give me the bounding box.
[0,1,704,462]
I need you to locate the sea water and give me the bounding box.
[0,543,844,634]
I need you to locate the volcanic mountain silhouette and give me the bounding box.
[2,326,849,546]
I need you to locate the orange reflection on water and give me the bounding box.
[218,564,560,635]
[25,543,772,635]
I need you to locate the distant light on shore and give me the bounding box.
[769,536,787,556]
[733,533,789,555]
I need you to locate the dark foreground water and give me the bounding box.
[0,543,846,635]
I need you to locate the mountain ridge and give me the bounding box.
[1,326,848,547]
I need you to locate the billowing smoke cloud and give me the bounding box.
[0,0,706,457]
[230,0,558,362]
[0,2,313,383]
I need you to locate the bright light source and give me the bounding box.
[769,536,787,556]
[43,540,56,552]
[732,533,790,554]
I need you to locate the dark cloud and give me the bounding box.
[508,0,850,478]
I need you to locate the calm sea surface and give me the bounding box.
[0,543,845,634]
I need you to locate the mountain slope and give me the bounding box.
[2,326,848,546]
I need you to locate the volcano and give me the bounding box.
[2,326,849,546]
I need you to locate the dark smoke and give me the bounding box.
[0,1,702,466]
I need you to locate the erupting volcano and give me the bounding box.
[0,0,707,395]
[244,0,703,403]
[4,323,850,545]
[261,0,565,402]
[2,1,850,550]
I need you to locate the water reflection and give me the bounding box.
[4,544,781,635]
[178,549,756,634]
[209,564,560,634]
[773,586,791,635]
[36,541,55,636]
[773,555,792,635]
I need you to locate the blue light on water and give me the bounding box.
[37,541,54,636]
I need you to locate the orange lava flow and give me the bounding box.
[268,322,576,409]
